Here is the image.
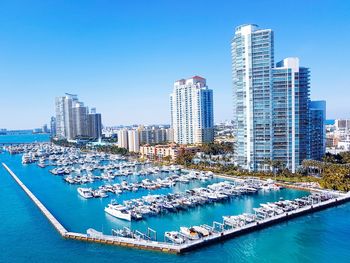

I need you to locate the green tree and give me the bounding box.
[175,151,195,166]
[163,155,172,164]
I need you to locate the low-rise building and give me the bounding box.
[140,144,200,161]
[116,125,173,153]
[326,119,350,154]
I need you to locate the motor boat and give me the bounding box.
[77,187,93,199]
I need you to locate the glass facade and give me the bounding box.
[232,24,274,171]
[232,24,325,172]
[309,101,326,160]
[272,58,310,172]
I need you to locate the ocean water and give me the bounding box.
[0,134,349,263]
[0,133,50,143]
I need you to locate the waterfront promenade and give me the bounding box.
[3,162,350,254]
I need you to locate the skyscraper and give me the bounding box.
[272,58,310,172]
[310,100,326,160]
[232,24,274,171]
[55,94,102,141]
[55,93,77,140]
[232,24,326,172]
[72,101,88,138]
[170,76,214,145]
[50,116,56,138]
[87,111,102,140]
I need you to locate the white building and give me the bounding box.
[55,93,102,141]
[55,93,78,140]
[170,76,214,145]
[128,130,140,153]
[117,129,129,149]
[232,24,274,171]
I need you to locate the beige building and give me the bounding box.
[140,144,200,161]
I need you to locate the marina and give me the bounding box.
[2,143,350,254]
[102,180,269,221]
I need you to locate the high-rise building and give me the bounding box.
[232,24,274,171]
[128,130,140,153]
[310,100,326,160]
[165,128,174,143]
[55,93,77,140]
[88,111,102,140]
[55,94,101,141]
[117,129,129,149]
[138,126,170,145]
[272,58,310,172]
[50,116,56,138]
[232,24,326,172]
[170,76,214,145]
[72,102,88,138]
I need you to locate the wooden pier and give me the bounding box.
[2,162,350,254]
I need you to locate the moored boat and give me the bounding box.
[179,227,200,240]
[104,201,132,221]
[77,187,93,199]
[165,231,185,244]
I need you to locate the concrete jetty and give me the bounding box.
[2,163,68,236]
[3,162,350,254]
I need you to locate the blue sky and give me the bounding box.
[0,0,349,129]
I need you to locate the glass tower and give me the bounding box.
[272,58,310,172]
[309,100,326,160]
[232,24,274,171]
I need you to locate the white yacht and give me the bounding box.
[192,226,210,237]
[77,187,93,199]
[165,231,185,244]
[180,227,200,240]
[261,183,280,191]
[22,154,33,164]
[104,202,132,221]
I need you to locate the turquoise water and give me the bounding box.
[0,133,49,143]
[0,134,349,262]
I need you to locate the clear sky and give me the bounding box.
[1,0,349,129]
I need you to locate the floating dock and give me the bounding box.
[2,162,350,254]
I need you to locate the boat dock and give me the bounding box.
[2,162,350,254]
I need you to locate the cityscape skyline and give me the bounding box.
[1,2,350,262]
[1,1,349,130]
[55,93,102,140]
